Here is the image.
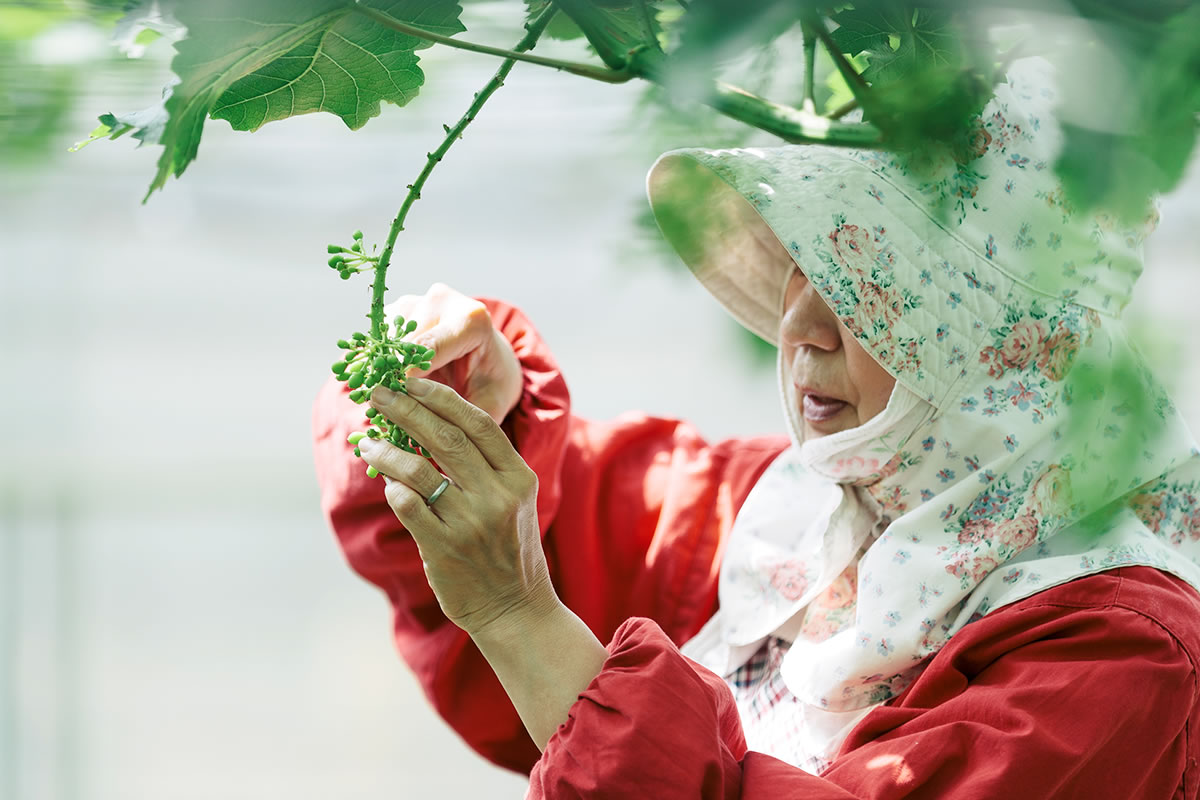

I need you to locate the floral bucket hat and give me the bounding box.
[645,55,1200,764]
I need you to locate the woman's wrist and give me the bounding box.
[469,590,608,751]
[466,575,561,650]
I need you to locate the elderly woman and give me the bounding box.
[311,59,1200,797]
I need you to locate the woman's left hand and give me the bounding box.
[357,377,556,639]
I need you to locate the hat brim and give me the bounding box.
[647,152,791,347]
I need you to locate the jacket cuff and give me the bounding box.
[528,617,748,800]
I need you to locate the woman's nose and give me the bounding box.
[779,280,841,352]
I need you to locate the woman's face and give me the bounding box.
[780,265,896,438]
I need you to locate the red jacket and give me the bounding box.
[312,299,1200,798]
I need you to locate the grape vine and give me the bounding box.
[331,4,557,476]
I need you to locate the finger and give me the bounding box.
[357,437,449,504]
[380,473,447,544]
[369,383,492,485]
[399,378,524,473]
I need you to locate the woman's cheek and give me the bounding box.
[844,339,895,423]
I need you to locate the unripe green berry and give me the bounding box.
[390,380,402,392]
[365,408,378,419]
[366,466,379,478]
[335,372,350,382]
[347,431,366,445]
[404,320,418,335]
[340,270,352,280]
[418,361,432,371]
[393,315,405,330]
[373,356,388,371]
[367,428,379,438]
[327,244,343,254]
[353,229,363,240]
[348,372,365,390]
[351,242,362,253]
[349,389,365,402]
[337,339,352,349]
[386,355,400,367]
[332,361,347,374]
[328,255,343,267]
[353,447,361,457]
[352,332,366,341]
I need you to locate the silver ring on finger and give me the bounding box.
[425,476,452,507]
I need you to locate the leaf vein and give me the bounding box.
[328,28,407,100]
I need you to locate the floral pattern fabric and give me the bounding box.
[657,56,1200,770]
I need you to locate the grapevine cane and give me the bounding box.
[329,4,558,478]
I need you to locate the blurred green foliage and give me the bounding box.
[0,0,161,161]
[4,0,1197,378]
[5,0,1189,225]
[0,3,77,160]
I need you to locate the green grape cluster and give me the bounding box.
[331,317,436,478]
[327,230,379,280]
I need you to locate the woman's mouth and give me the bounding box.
[801,391,848,423]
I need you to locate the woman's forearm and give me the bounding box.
[469,595,609,751]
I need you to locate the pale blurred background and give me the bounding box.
[2,2,1198,799]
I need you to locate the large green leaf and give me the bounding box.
[132,0,464,200]
[827,5,903,59]
[830,4,995,148]
[858,8,962,86]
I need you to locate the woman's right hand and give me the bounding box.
[384,283,523,425]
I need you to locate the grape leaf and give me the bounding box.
[524,1,585,41]
[74,79,177,152]
[830,4,995,149]
[860,8,962,86]
[524,0,664,64]
[523,0,661,45]
[827,5,903,59]
[132,0,464,200]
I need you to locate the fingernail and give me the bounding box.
[358,437,377,453]
[373,385,395,404]
[406,377,430,397]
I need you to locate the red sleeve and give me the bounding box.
[529,567,1200,799]
[311,298,788,775]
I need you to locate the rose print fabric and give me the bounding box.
[649,56,1200,769]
